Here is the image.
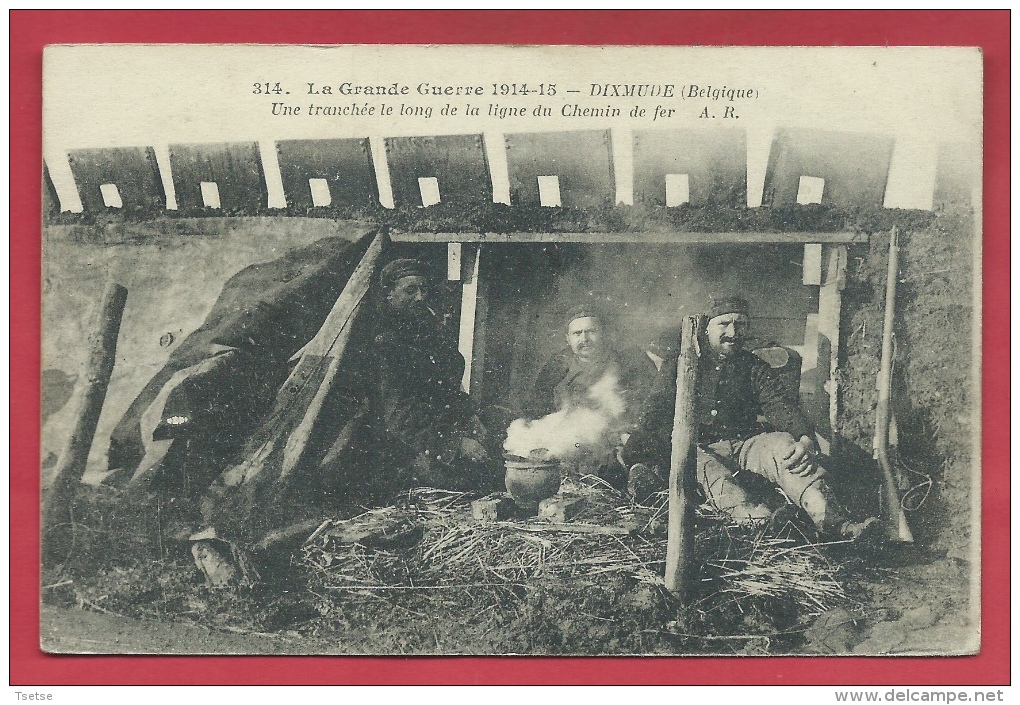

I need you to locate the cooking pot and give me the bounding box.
[503,452,562,512]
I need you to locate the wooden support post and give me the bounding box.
[803,243,823,285]
[447,242,462,281]
[458,244,487,395]
[664,315,703,597]
[818,244,848,455]
[42,282,128,566]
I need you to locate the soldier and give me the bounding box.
[623,295,881,542]
[372,258,497,491]
[524,305,656,480]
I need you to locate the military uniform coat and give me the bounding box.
[624,347,814,468]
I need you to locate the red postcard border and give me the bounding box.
[10,10,1010,685]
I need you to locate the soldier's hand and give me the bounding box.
[459,437,490,463]
[782,436,818,476]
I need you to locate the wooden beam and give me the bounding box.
[390,231,866,245]
[818,244,848,456]
[278,233,386,478]
[665,315,702,598]
[458,244,486,393]
[447,242,462,281]
[798,312,827,439]
[803,243,823,285]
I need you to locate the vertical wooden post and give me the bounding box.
[458,244,488,395]
[818,244,848,455]
[664,315,703,597]
[42,282,128,565]
[458,244,479,392]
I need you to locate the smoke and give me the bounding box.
[504,369,627,462]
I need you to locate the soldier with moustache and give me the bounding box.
[623,295,881,542]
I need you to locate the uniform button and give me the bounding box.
[710,409,718,416]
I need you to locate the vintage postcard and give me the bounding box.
[39,44,982,657]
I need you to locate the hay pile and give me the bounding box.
[300,477,851,625]
[302,478,663,592]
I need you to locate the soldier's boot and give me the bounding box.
[627,463,667,505]
[801,480,883,545]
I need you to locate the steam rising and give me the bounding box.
[504,370,628,461]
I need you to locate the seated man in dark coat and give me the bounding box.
[623,295,881,542]
[522,305,656,480]
[372,259,498,491]
[527,305,654,419]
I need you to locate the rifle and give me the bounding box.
[874,227,914,543]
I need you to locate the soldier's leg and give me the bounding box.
[736,432,856,533]
[698,441,772,523]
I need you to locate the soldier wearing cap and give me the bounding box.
[623,295,881,543]
[371,258,496,491]
[526,305,652,419]
[524,305,655,479]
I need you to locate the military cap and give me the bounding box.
[379,258,426,292]
[563,302,608,329]
[708,295,750,321]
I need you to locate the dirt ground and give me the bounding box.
[41,544,975,656]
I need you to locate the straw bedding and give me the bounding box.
[300,476,850,623]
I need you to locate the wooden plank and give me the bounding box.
[275,138,377,208]
[817,244,848,455]
[799,313,820,398]
[633,128,747,207]
[169,142,266,213]
[504,130,615,209]
[385,134,491,207]
[458,244,487,395]
[66,147,164,214]
[803,243,823,285]
[762,128,894,209]
[217,232,385,488]
[278,233,386,478]
[390,231,866,244]
[799,311,832,445]
[447,242,462,281]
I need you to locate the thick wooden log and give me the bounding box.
[42,282,128,565]
[664,315,703,596]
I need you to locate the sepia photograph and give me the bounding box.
[37,43,982,658]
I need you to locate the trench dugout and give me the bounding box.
[407,237,849,460]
